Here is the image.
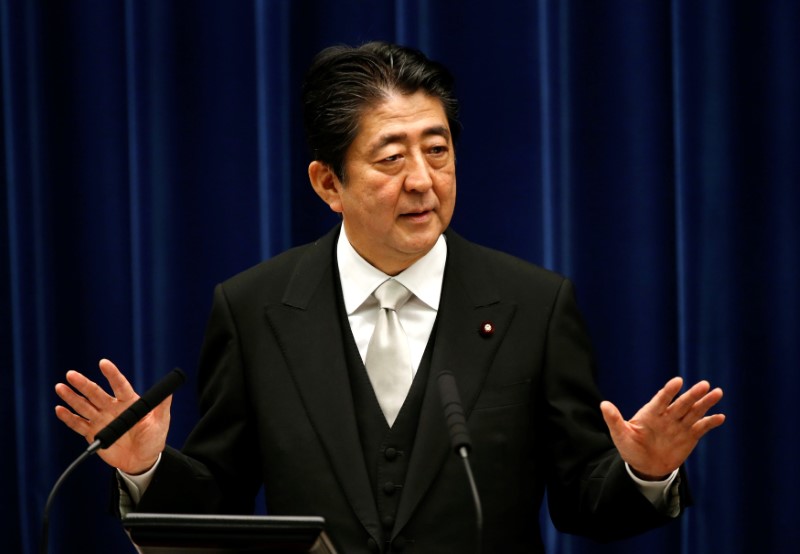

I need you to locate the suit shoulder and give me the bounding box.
[480,243,562,279]
[452,232,567,290]
[218,234,333,304]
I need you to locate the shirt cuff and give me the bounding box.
[117,453,162,506]
[625,463,681,517]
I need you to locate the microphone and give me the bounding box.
[42,368,186,554]
[437,371,482,553]
[437,370,473,456]
[88,367,187,453]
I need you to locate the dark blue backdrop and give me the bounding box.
[3,1,798,553]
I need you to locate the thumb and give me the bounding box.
[152,394,173,418]
[600,400,625,437]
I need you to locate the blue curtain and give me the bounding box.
[3,1,798,552]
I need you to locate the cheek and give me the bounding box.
[368,185,403,212]
[343,187,395,227]
[437,175,457,205]
[437,181,456,226]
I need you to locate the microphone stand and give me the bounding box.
[40,440,100,554]
[456,444,483,539]
[437,371,482,554]
[41,367,185,554]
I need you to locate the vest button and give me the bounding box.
[384,447,398,460]
[393,536,408,551]
[366,537,379,553]
[383,481,396,495]
[382,515,395,530]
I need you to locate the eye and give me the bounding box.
[429,145,449,156]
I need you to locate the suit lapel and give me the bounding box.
[263,227,381,541]
[263,228,515,539]
[394,230,517,533]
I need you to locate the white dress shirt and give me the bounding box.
[336,227,446,372]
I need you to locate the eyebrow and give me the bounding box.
[368,125,451,157]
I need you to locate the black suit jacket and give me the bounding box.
[137,226,683,552]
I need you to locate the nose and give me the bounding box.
[403,152,434,192]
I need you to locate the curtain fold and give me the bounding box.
[3,1,798,552]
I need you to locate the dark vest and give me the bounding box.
[337,281,436,553]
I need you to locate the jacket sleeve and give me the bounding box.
[136,283,261,515]
[541,278,690,540]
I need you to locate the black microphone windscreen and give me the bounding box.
[437,370,472,453]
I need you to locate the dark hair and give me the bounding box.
[302,41,461,182]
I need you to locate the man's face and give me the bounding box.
[311,91,456,275]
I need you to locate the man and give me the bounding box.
[55,42,725,553]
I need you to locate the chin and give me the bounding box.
[402,236,439,255]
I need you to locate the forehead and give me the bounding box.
[352,91,451,150]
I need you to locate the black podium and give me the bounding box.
[122,513,338,554]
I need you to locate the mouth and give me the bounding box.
[401,205,435,216]
[400,209,433,222]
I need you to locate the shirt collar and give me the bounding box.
[336,227,447,315]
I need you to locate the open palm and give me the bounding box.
[600,377,726,480]
[54,358,171,475]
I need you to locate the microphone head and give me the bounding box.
[437,371,473,454]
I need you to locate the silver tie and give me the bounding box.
[365,279,414,426]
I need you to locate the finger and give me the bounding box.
[691,413,726,439]
[65,370,114,409]
[54,405,92,439]
[668,380,712,419]
[648,377,684,412]
[683,387,724,423]
[55,382,100,420]
[98,359,138,402]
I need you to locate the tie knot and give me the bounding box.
[373,279,412,311]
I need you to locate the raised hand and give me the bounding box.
[54,359,171,475]
[600,377,725,480]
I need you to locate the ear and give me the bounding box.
[308,161,344,214]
